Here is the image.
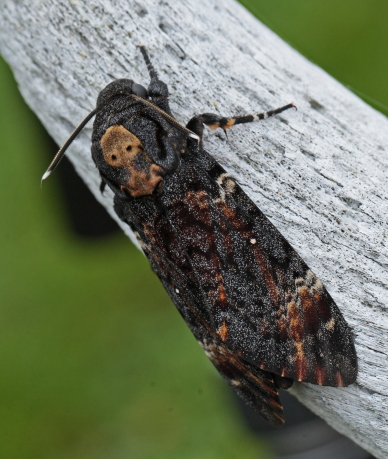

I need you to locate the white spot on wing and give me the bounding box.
[325,318,335,331]
[216,173,236,201]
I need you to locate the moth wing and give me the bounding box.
[200,338,286,427]
[159,150,357,387]
[114,194,286,427]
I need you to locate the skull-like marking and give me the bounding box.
[101,125,164,197]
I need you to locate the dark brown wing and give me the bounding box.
[200,339,286,427]
[113,144,356,425]
[114,192,286,427]
[157,149,357,387]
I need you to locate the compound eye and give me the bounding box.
[132,83,148,98]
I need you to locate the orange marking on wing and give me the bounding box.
[215,199,248,231]
[211,345,279,397]
[251,376,279,398]
[217,283,228,310]
[218,320,229,342]
[268,398,283,411]
[287,301,304,342]
[314,365,326,385]
[218,203,236,221]
[294,342,308,381]
[313,290,332,322]
[298,285,318,332]
[209,273,228,311]
[185,191,231,318]
[273,412,285,424]
[186,189,210,212]
[208,123,221,130]
[252,247,280,306]
[216,199,280,306]
[335,372,344,387]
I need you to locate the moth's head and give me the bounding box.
[42,74,196,185]
[96,79,149,108]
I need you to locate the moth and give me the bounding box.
[43,46,357,426]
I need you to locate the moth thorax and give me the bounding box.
[101,125,164,197]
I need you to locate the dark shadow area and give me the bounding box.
[234,390,375,459]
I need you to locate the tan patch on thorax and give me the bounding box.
[101,125,164,197]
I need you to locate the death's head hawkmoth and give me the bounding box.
[43,46,357,426]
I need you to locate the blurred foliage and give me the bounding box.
[0,2,386,458]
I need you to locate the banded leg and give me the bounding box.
[186,103,295,143]
[139,46,172,116]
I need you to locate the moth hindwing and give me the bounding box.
[44,46,357,427]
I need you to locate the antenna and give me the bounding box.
[139,46,158,80]
[41,108,97,183]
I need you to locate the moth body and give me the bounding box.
[43,47,357,427]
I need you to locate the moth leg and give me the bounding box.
[139,46,172,116]
[186,103,295,144]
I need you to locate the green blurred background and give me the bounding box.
[0,2,387,458]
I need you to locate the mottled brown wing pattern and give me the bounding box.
[114,192,287,426]
[201,148,357,386]
[156,151,357,388]
[112,140,356,426]
[114,147,355,424]
[199,338,285,427]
